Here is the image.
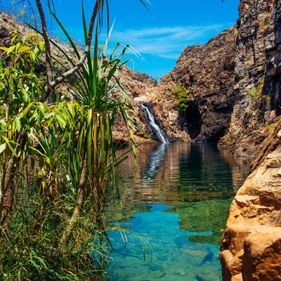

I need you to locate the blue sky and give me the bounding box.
[3,0,240,79]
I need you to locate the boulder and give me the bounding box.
[220,144,281,280]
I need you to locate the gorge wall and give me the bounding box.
[133,26,237,143]
[160,27,237,142]
[144,0,281,158]
[220,124,281,281]
[220,121,281,281]
[220,0,281,159]
[219,0,281,280]
[141,0,281,279]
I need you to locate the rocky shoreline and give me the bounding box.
[220,120,281,281]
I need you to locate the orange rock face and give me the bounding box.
[220,145,281,281]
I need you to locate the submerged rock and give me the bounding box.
[199,248,214,266]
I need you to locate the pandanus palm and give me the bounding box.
[34,0,150,96]
[0,0,149,278]
[0,0,148,253]
[42,5,141,245]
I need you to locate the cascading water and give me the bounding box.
[141,104,169,144]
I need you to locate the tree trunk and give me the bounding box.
[0,158,16,230]
[59,159,87,247]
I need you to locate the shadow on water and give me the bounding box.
[104,143,248,281]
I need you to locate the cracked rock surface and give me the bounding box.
[220,139,281,281]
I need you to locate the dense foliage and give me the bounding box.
[0,2,139,280]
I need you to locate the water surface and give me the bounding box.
[104,143,247,281]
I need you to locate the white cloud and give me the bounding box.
[106,24,230,59]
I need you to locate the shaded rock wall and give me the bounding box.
[264,0,281,116]
[221,0,281,158]
[220,1,281,280]
[116,0,281,148]
[124,35,238,143]
[161,27,237,142]
[154,0,281,151]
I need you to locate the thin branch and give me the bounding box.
[48,53,87,88]
[35,0,53,89]
[86,0,101,51]
[42,0,102,101]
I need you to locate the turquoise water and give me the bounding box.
[104,143,247,281]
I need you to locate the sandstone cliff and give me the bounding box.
[220,0,281,159]
[150,0,281,156]
[219,1,281,280]
[134,26,238,144]
[220,119,281,281]
[160,27,237,142]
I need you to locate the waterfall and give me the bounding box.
[141,104,169,144]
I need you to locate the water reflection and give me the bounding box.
[142,144,167,181]
[104,143,247,281]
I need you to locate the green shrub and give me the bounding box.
[248,79,270,105]
[0,6,139,281]
[172,85,194,112]
[0,193,109,281]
